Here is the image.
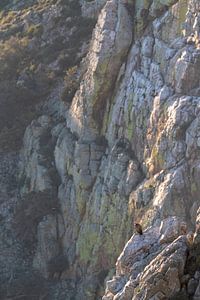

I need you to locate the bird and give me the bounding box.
[134,223,143,235]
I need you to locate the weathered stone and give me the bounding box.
[2,0,200,299]
[159,217,187,244]
[150,0,179,18]
[142,36,155,58]
[194,271,200,280]
[105,230,188,300]
[106,276,127,295]
[67,0,133,139]
[174,48,200,93]
[54,126,75,180]
[187,278,198,295]
[33,213,65,278]
[19,115,55,193]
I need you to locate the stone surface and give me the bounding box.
[80,0,107,18]
[67,0,133,139]
[19,115,55,193]
[103,218,189,300]
[1,0,200,299]
[23,0,200,298]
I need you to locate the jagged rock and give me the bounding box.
[150,0,178,18]
[2,0,200,299]
[106,276,127,295]
[67,0,133,139]
[19,115,55,193]
[103,218,189,300]
[116,217,187,277]
[194,271,200,280]
[129,178,156,210]
[142,37,155,58]
[33,213,65,278]
[174,47,200,93]
[54,126,75,181]
[104,138,142,196]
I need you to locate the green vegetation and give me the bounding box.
[0,36,29,79]
[0,0,96,154]
[0,35,53,152]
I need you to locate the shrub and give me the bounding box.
[0,36,29,80]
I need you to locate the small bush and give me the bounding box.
[0,36,29,80]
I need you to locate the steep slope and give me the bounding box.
[1,0,200,299]
[0,0,95,299]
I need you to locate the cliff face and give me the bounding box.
[1,0,200,299]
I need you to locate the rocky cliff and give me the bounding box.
[1,0,200,299]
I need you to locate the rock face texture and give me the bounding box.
[102,207,200,300]
[1,0,200,299]
[103,217,189,300]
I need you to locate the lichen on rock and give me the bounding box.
[1,0,200,299]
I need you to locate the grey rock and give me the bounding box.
[142,36,155,58]
[67,0,133,138]
[194,280,200,300]
[194,271,200,280]
[187,278,198,295]
[3,0,200,299]
[33,213,65,278]
[19,115,54,193]
[107,276,127,295]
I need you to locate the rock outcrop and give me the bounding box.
[1,0,200,299]
[19,0,200,298]
[103,217,189,299]
[102,207,200,299]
